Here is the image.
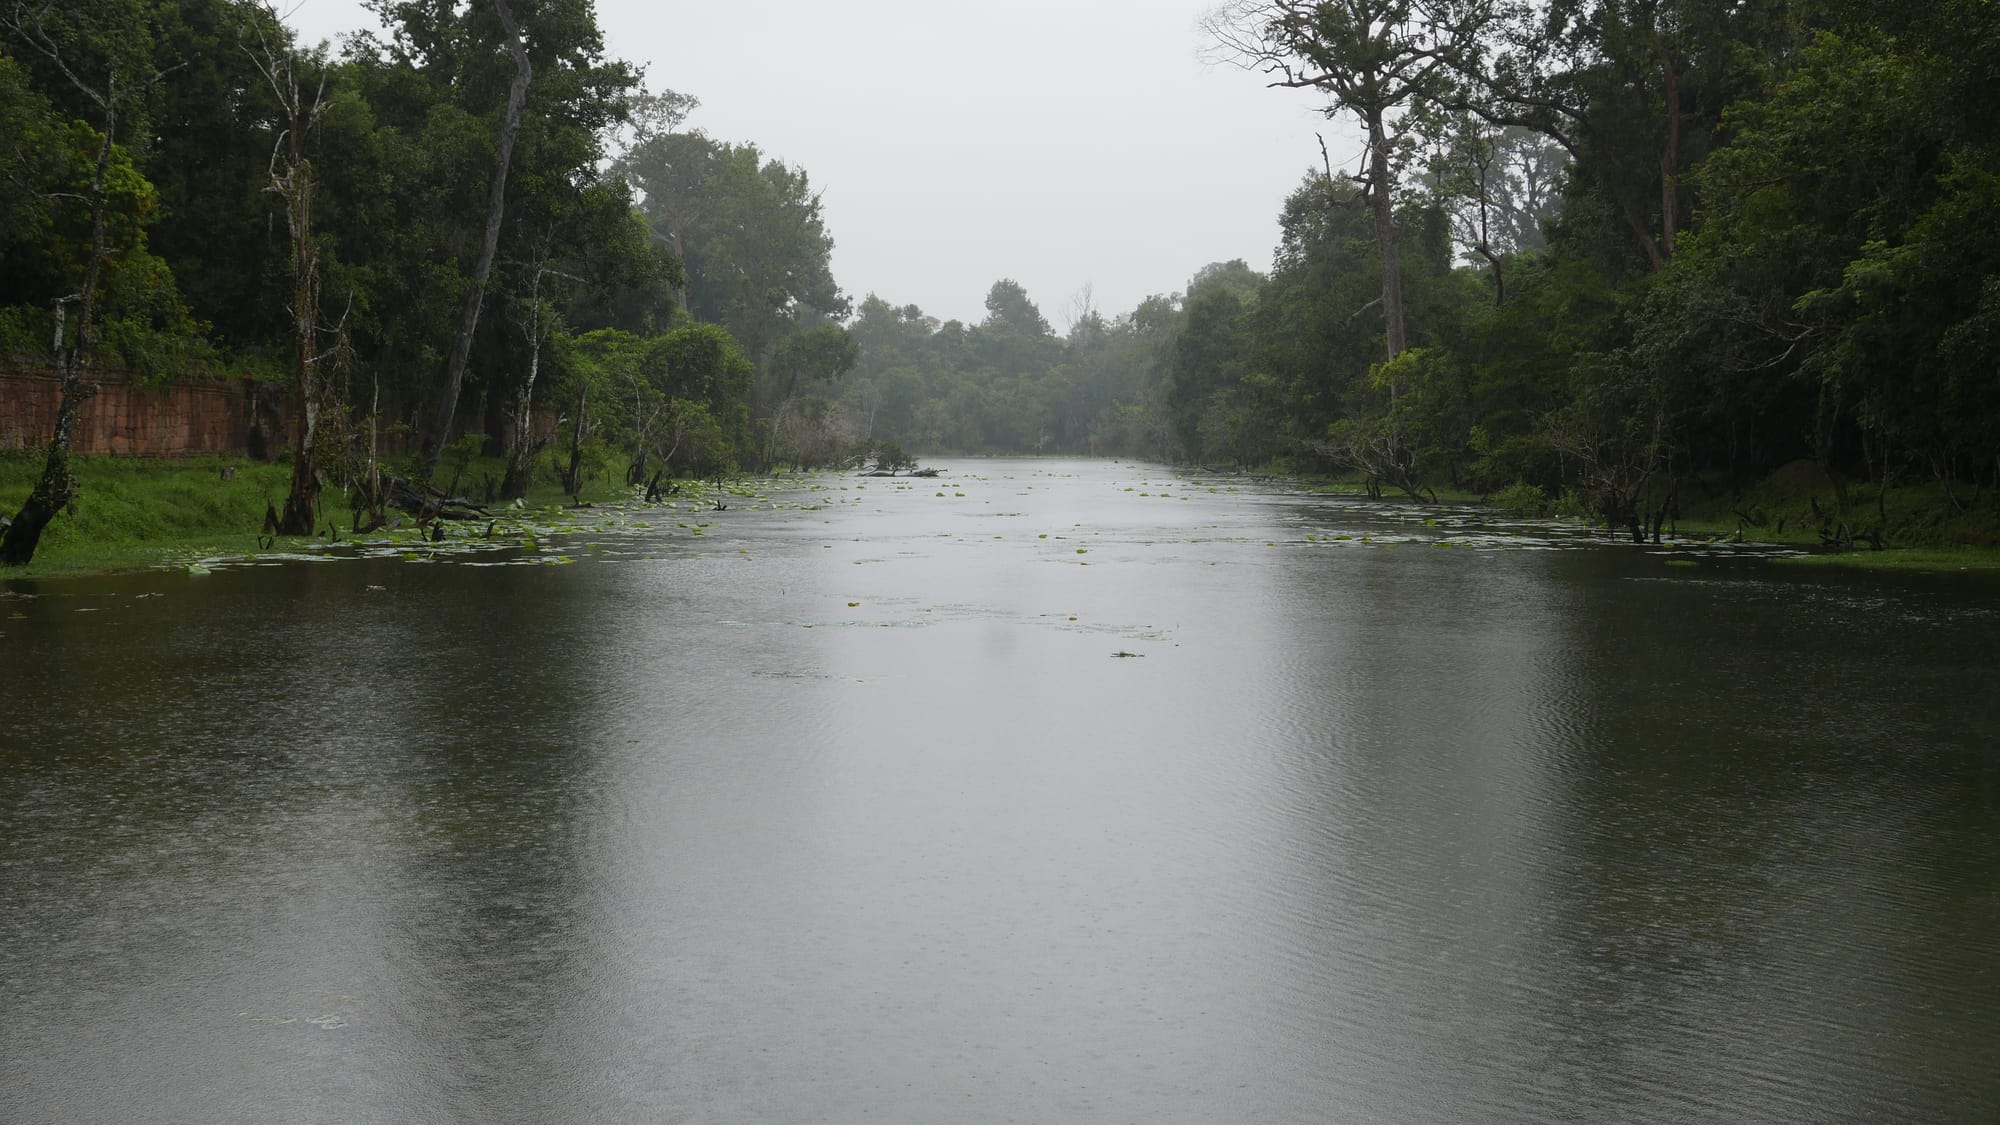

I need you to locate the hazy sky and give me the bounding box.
[278,0,1361,327]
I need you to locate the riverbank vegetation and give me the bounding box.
[0,448,647,576]
[5,0,1998,570]
[822,0,2000,560]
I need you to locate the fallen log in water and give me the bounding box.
[381,476,492,521]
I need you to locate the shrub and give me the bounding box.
[1492,481,1551,516]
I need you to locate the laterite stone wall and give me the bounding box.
[0,367,273,457]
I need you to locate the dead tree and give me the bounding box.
[500,258,580,500]
[247,7,331,535]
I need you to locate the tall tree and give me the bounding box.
[1206,0,1491,361]
[1168,280,1249,463]
[139,0,294,350]
[333,0,645,453]
[762,322,859,467]
[246,4,333,535]
[416,0,530,480]
[1,0,171,565]
[1474,0,1789,273]
[619,132,845,367]
[1420,117,1560,303]
[1665,15,2000,500]
[496,257,557,499]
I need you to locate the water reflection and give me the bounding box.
[4,460,1998,1123]
[1,564,622,1122]
[1527,560,2000,1122]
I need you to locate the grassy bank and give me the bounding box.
[1,454,291,576]
[1284,461,2000,572]
[1656,462,2000,571]
[14,453,1999,578]
[0,451,643,579]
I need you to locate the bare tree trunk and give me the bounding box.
[1367,109,1406,363]
[245,8,334,536]
[1472,134,1507,305]
[562,383,590,499]
[418,0,532,480]
[500,380,536,499]
[272,117,322,535]
[500,273,545,500]
[1362,108,1413,483]
[1621,203,1668,270]
[1654,32,1681,260]
[666,227,689,313]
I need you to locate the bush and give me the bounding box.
[870,439,918,474]
[1491,481,1551,516]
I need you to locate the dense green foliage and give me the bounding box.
[0,0,845,509]
[818,0,2000,547]
[5,0,1999,561]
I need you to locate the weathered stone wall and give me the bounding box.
[2,365,560,462]
[0,367,271,457]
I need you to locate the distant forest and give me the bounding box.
[4,0,1997,547]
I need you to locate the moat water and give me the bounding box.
[5,459,1998,1123]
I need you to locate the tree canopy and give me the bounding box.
[6,0,1999,560]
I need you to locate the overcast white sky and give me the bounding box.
[279,0,1362,327]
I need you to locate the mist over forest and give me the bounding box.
[5,0,1998,557]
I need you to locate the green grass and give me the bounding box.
[1281,459,2000,574]
[1665,463,2000,571]
[0,448,645,579]
[0,454,292,576]
[1770,546,2000,572]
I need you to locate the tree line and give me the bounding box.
[0,0,856,563]
[5,0,1997,564]
[830,0,2000,546]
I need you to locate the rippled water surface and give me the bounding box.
[5,459,1999,1123]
